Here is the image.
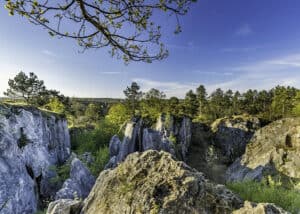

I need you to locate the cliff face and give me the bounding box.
[0,104,71,214]
[105,114,192,169]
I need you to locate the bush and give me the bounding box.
[89,147,110,176]
[227,180,300,214]
[71,119,120,176]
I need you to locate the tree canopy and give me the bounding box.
[4,71,68,106]
[5,0,196,63]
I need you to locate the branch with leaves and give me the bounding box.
[5,0,196,63]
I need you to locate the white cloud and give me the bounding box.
[99,71,122,75]
[211,54,300,92]
[132,78,197,98]
[235,24,253,36]
[42,50,57,57]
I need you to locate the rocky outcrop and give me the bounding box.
[106,115,192,168]
[55,158,95,200]
[211,115,261,163]
[226,118,300,183]
[0,104,70,214]
[46,199,82,214]
[82,150,243,214]
[233,201,289,214]
[47,150,289,214]
[105,119,143,168]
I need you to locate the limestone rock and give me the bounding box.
[142,128,175,155]
[233,201,289,214]
[46,199,82,214]
[178,117,192,161]
[55,158,95,200]
[211,115,261,163]
[0,104,70,214]
[106,115,192,169]
[226,118,300,183]
[81,150,243,214]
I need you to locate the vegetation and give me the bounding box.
[5,0,196,63]
[4,71,68,107]
[70,119,120,175]
[49,163,71,185]
[227,180,300,214]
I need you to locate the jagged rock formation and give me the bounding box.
[106,114,192,168]
[0,104,70,214]
[82,150,243,213]
[47,150,289,214]
[46,199,83,214]
[233,201,289,214]
[55,158,95,200]
[211,115,261,163]
[226,118,300,183]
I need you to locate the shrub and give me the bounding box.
[227,180,300,214]
[70,119,119,176]
[49,162,71,185]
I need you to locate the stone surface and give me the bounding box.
[55,158,95,200]
[233,201,289,214]
[211,115,261,163]
[178,117,192,161]
[46,199,82,214]
[226,118,300,183]
[106,115,192,169]
[81,150,243,214]
[0,104,70,214]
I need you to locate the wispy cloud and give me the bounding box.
[42,50,57,57]
[235,24,253,36]
[132,78,197,97]
[220,46,261,53]
[132,53,300,97]
[99,71,122,75]
[212,53,300,92]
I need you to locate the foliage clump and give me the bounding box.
[227,179,300,214]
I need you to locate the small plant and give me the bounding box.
[49,162,71,184]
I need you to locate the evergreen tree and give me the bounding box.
[196,85,207,116]
[123,82,142,116]
[184,90,198,118]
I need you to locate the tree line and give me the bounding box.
[3,72,300,126]
[122,82,300,124]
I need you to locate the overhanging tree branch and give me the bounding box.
[5,0,196,63]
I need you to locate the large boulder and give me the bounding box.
[211,115,261,163]
[81,150,243,214]
[226,118,300,183]
[0,104,70,214]
[55,158,95,200]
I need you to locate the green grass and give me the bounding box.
[227,180,300,213]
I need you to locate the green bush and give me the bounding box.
[227,180,300,214]
[71,119,119,176]
[49,161,71,185]
[89,147,110,176]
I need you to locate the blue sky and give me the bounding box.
[1,0,300,98]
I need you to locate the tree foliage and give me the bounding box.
[4,71,67,106]
[123,82,142,116]
[5,0,196,63]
